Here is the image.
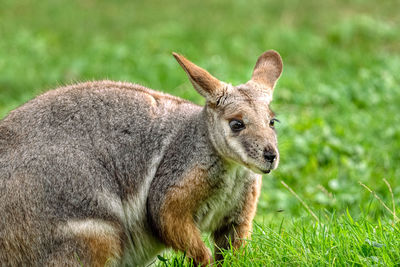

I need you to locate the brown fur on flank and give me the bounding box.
[82,232,122,266]
[0,50,283,266]
[160,166,213,266]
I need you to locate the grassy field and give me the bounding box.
[1,0,400,265]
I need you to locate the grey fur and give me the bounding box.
[0,51,282,266]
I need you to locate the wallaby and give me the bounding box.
[0,50,283,266]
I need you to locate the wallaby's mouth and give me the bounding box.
[255,160,279,174]
[250,166,273,175]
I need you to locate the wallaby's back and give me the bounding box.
[0,81,202,265]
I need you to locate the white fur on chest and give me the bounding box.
[195,166,252,232]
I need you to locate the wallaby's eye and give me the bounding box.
[229,119,246,132]
[269,118,280,128]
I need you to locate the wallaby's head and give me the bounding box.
[173,51,283,174]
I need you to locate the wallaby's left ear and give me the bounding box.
[173,52,225,102]
[251,50,283,91]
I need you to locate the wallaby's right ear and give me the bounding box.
[173,52,225,102]
[251,50,283,92]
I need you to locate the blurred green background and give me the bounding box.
[1,0,400,228]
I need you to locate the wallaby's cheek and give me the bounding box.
[222,135,246,163]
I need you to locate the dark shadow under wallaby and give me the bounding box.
[0,51,283,266]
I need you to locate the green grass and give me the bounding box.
[156,213,400,266]
[1,0,400,265]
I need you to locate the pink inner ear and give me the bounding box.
[251,50,283,89]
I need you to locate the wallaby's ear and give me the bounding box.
[173,52,224,101]
[251,50,283,91]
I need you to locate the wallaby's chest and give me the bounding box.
[194,167,252,232]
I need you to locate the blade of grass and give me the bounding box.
[359,181,399,223]
[281,180,319,223]
[383,178,396,224]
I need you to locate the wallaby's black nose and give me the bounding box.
[263,149,276,163]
